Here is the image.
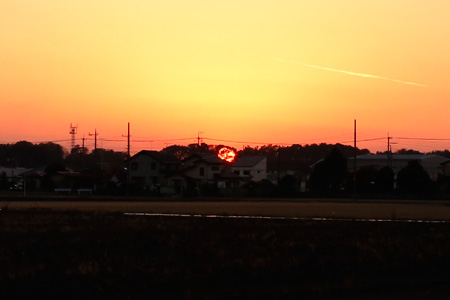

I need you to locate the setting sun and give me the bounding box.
[218,147,236,163]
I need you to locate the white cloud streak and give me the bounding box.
[276,58,427,88]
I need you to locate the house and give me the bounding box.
[231,155,267,182]
[128,150,268,196]
[21,169,45,192]
[347,154,448,180]
[181,153,226,184]
[128,150,181,191]
[441,160,450,176]
[0,167,31,190]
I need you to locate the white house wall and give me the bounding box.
[231,158,267,182]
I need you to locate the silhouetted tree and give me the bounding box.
[355,166,377,193]
[160,145,192,160]
[278,174,297,196]
[374,166,395,193]
[0,172,8,190]
[188,142,212,154]
[397,160,430,194]
[0,141,64,168]
[42,162,68,191]
[396,149,423,155]
[429,150,450,159]
[310,148,348,194]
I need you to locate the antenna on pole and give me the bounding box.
[69,123,78,151]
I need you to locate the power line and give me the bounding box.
[130,137,197,143]
[203,137,293,146]
[397,137,450,141]
[339,137,386,144]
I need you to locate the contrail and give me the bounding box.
[276,58,427,87]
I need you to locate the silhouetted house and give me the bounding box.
[49,171,94,192]
[21,169,45,191]
[128,150,181,191]
[347,154,447,181]
[441,160,450,176]
[0,167,31,190]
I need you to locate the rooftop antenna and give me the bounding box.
[69,123,78,151]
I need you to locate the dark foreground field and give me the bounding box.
[1,209,450,299]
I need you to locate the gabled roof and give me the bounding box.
[0,167,31,177]
[232,155,266,167]
[130,150,180,164]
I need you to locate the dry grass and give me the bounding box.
[3,199,450,220]
[1,208,450,299]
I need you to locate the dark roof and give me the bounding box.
[131,150,180,164]
[350,154,447,161]
[184,153,224,165]
[233,155,265,167]
[21,170,45,177]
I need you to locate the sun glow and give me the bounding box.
[217,147,236,163]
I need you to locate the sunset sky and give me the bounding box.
[1,0,449,154]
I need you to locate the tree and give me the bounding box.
[0,141,64,168]
[397,160,430,194]
[355,166,377,193]
[374,166,394,193]
[310,148,348,194]
[160,145,192,160]
[278,174,297,196]
[396,149,423,155]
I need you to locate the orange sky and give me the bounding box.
[1,0,449,154]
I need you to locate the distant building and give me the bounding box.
[347,154,448,180]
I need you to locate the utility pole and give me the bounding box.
[353,119,357,202]
[81,135,86,169]
[387,133,392,168]
[123,122,131,195]
[89,129,98,152]
[127,123,130,159]
[82,135,86,154]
